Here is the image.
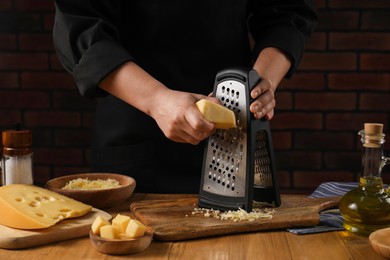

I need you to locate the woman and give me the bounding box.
[53,1,317,193]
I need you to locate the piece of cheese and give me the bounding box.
[112,214,131,234]
[196,99,236,129]
[100,225,120,239]
[0,184,92,229]
[126,219,146,238]
[91,215,110,235]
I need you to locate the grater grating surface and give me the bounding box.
[198,68,280,212]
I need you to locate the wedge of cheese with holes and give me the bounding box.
[0,184,92,229]
[196,99,236,129]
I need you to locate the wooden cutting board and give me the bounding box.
[131,194,340,241]
[0,208,111,249]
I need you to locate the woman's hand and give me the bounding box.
[250,77,276,120]
[150,89,220,145]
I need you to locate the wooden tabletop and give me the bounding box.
[0,194,385,260]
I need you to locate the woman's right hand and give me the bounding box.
[150,89,220,145]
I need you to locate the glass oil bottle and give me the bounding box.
[339,123,390,236]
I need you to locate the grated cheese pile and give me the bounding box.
[191,205,275,222]
[62,178,121,190]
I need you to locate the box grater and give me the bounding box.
[198,68,281,212]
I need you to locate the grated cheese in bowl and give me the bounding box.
[62,178,121,190]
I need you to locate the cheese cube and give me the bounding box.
[100,225,120,239]
[0,184,92,229]
[126,219,146,238]
[196,99,236,129]
[91,215,110,235]
[112,214,131,234]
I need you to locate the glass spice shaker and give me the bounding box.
[339,123,390,236]
[1,129,33,185]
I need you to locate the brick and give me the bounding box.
[328,73,390,90]
[330,32,390,51]
[295,132,354,150]
[0,91,50,108]
[362,11,390,30]
[279,73,325,90]
[298,52,357,71]
[52,166,93,179]
[50,53,65,70]
[55,129,93,146]
[360,93,390,111]
[0,0,12,10]
[21,72,76,89]
[32,129,53,146]
[274,91,292,110]
[272,131,292,150]
[32,166,51,186]
[361,54,390,71]
[0,53,48,70]
[15,0,54,11]
[330,0,390,8]
[0,13,42,32]
[293,171,355,189]
[295,92,356,110]
[326,113,388,131]
[34,148,83,165]
[0,33,17,50]
[276,151,322,170]
[317,11,359,30]
[277,171,291,188]
[316,0,327,9]
[24,111,81,127]
[0,72,18,88]
[19,33,54,51]
[0,110,21,126]
[324,152,361,171]
[52,92,96,110]
[271,112,323,130]
[44,13,55,31]
[305,32,327,51]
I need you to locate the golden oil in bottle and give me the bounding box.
[339,123,390,236]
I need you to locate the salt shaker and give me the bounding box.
[2,129,33,185]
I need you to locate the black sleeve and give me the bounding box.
[248,0,318,77]
[53,0,134,97]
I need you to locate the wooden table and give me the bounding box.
[0,194,385,260]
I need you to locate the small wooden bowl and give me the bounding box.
[369,227,390,258]
[45,173,136,209]
[89,228,153,255]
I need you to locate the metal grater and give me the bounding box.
[198,68,281,212]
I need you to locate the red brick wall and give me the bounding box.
[0,0,389,194]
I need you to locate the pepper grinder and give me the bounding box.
[2,129,33,185]
[339,123,390,236]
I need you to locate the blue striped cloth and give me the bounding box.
[287,182,359,235]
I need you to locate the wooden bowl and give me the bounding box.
[89,228,153,255]
[45,173,136,209]
[369,227,390,258]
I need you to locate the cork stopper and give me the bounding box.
[362,123,384,148]
[364,123,383,135]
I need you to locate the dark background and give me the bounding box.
[1,0,389,194]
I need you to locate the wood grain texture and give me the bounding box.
[0,208,111,249]
[130,194,340,241]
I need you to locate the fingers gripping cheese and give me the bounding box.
[0,184,92,229]
[196,99,236,129]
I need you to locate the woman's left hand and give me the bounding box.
[249,77,276,120]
